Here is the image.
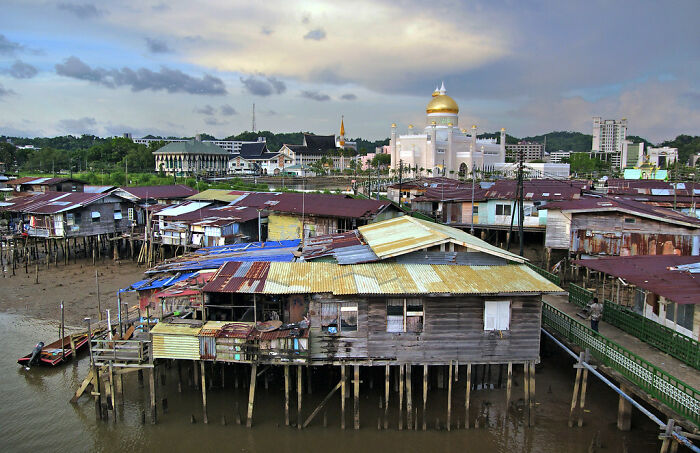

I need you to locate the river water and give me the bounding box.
[0,312,662,452]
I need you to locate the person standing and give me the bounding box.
[589,297,603,332]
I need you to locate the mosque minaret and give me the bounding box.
[390,83,506,177]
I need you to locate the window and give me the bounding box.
[495,203,512,216]
[624,218,636,224]
[114,209,122,220]
[387,298,423,333]
[91,211,101,223]
[484,300,510,331]
[128,208,134,221]
[66,213,75,226]
[320,302,358,333]
[472,205,479,214]
[74,212,82,224]
[676,303,694,331]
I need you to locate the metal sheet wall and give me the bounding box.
[152,334,200,360]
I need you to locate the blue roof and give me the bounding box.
[120,272,199,293]
[194,240,300,255]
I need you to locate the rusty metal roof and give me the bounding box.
[116,185,197,201]
[357,215,525,263]
[546,196,700,227]
[574,255,700,305]
[269,193,392,219]
[203,261,561,295]
[0,191,125,214]
[150,321,203,336]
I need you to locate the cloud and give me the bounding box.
[4,60,38,79]
[220,104,237,116]
[195,105,215,115]
[55,56,227,95]
[151,3,170,12]
[57,117,97,134]
[261,26,274,36]
[240,74,286,96]
[145,37,172,54]
[300,90,330,101]
[0,34,24,55]
[0,83,16,98]
[303,28,326,41]
[204,117,226,126]
[57,3,103,19]
[340,93,357,101]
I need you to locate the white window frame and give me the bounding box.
[387,298,424,333]
[484,300,510,331]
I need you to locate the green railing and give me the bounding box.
[526,262,561,286]
[603,300,700,370]
[568,283,593,308]
[542,302,700,427]
[567,284,700,370]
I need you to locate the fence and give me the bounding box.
[542,302,700,427]
[526,262,561,286]
[568,284,700,371]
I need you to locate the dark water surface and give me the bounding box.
[0,312,662,453]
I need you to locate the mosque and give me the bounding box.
[389,83,506,177]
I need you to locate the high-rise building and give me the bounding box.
[505,141,544,162]
[592,117,627,169]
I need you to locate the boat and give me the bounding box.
[18,332,92,367]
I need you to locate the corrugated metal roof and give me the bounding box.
[187,189,246,202]
[574,255,700,305]
[0,191,120,214]
[203,261,562,295]
[151,322,203,336]
[155,201,211,217]
[117,185,198,200]
[357,216,525,263]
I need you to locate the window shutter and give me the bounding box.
[484,301,497,330]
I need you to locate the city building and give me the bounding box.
[493,162,570,178]
[645,146,678,168]
[153,137,230,176]
[133,134,266,154]
[281,133,355,172]
[228,142,292,175]
[505,141,544,162]
[547,150,570,164]
[591,117,628,169]
[5,176,86,195]
[390,83,506,177]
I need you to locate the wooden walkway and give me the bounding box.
[544,294,700,393]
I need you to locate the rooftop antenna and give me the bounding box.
[252,103,256,133]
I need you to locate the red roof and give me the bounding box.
[546,196,700,227]
[268,193,391,218]
[413,187,488,202]
[6,176,85,186]
[0,191,117,214]
[574,255,700,305]
[203,261,271,293]
[485,179,584,201]
[388,176,463,190]
[118,185,198,200]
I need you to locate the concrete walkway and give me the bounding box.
[543,294,700,391]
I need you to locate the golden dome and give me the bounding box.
[426,94,459,114]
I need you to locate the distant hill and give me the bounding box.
[661,135,700,164]
[520,131,592,153]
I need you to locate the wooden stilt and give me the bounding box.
[353,365,360,430]
[523,363,530,425]
[341,365,346,429]
[406,364,413,430]
[384,364,389,430]
[306,365,312,395]
[148,368,157,424]
[246,364,257,428]
[529,361,536,427]
[284,365,290,426]
[465,363,471,429]
[398,363,404,430]
[200,361,208,424]
[617,384,632,431]
[447,360,453,431]
[422,364,428,431]
[108,363,116,411]
[577,368,588,428]
[303,379,343,428]
[297,365,303,429]
[568,367,582,428]
[506,362,512,409]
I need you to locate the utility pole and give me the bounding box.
[252,103,256,133]
[470,165,475,234]
[398,160,403,206]
[125,157,128,186]
[518,146,525,257]
[376,163,380,200]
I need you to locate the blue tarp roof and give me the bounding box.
[120,272,198,293]
[194,240,300,255]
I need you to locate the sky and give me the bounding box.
[1,0,699,143]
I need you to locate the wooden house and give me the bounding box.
[0,190,139,238]
[266,193,402,240]
[199,217,561,366]
[544,197,700,258]
[6,176,86,195]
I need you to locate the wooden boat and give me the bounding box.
[17,332,91,367]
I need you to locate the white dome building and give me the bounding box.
[389,83,506,177]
